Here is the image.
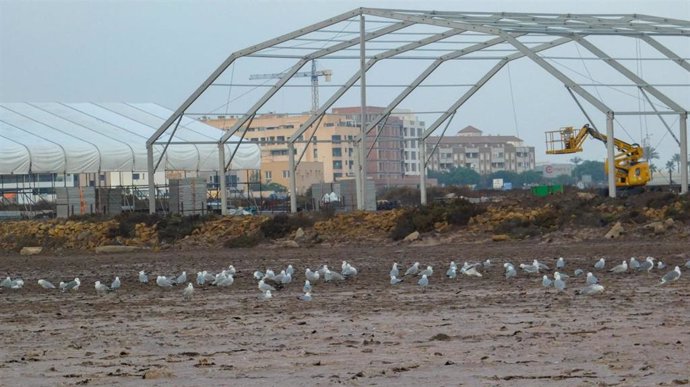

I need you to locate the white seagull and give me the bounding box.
[111,276,121,290]
[390,275,404,285]
[586,272,598,285]
[660,266,681,285]
[594,258,605,270]
[390,263,399,278]
[418,274,429,287]
[37,279,56,289]
[138,271,148,283]
[182,283,194,300]
[405,262,420,276]
[609,260,628,274]
[577,284,605,295]
[94,281,110,294]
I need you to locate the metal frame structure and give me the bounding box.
[148,8,690,214]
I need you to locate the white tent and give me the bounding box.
[0,102,260,174]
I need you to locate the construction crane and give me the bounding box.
[249,60,332,113]
[545,124,650,188]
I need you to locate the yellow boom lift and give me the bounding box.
[545,124,650,188]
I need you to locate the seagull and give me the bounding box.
[446,267,457,279]
[303,280,312,293]
[227,265,237,276]
[520,263,539,274]
[554,271,569,280]
[629,257,640,270]
[298,292,312,301]
[0,277,11,288]
[37,279,56,289]
[418,274,429,287]
[586,272,598,285]
[273,270,286,283]
[609,260,628,274]
[111,276,121,290]
[259,290,272,300]
[265,269,276,280]
[685,260,690,269]
[483,259,492,269]
[594,258,605,270]
[342,263,358,278]
[61,278,80,292]
[556,257,565,269]
[577,284,605,295]
[463,266,482,277]
[390,263,399,278]
[156,275,173,288]
[542,275,552,287]
[660,266,681,285]
[174,271,187,285]
[504,263,517,279]
[390,275,404,285]
[554,272,566,291]
[534,259,550,271]
[94,281,110,294]
[182,283,194,300]
[317,266,328,276]
[285,264,294,276]
[324,267,344,282]
[196,271,206,286]
[281,271,292,284]
[138,271,148,283]
[637,257,654,272]
[657,261,667,270]
[405,262,420,276]
[418,265,433,277]
[574,269,584,277]
[258,279,276,292]
[253,270,265,280]
[10,279,24,289]
[305,268,320,282]
[215,274,234,287]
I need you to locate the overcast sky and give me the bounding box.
[1,0,689,165]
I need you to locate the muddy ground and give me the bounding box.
[1,240,689,386]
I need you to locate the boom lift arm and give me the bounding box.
[545,124,650,188]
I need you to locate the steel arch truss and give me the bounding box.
[148,8,690,214]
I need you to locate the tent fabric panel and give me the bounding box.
[36,102,149,170]
[0,136,31,174]
[4,103,135,172]
[0,105,101,173]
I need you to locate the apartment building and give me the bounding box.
[203,106,419,192]
[426,125,536,175]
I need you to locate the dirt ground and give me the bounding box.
[1,240,689,386]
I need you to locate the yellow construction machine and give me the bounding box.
[545,124,650,188]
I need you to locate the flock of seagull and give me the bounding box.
[1,256,687,301]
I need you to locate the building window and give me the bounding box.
[132,173,140,180]
[332,148,342,157]
[332,135,341,143]
[313,148,318,158]
[333,172,342,179]
[282,170,290,178]
[276,136,285,142]
[264,171,272,179]
[411,151,416,160]
[333,160,343,169]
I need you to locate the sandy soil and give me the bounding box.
[1,239,689,386]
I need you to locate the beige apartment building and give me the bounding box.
[203,106,407,193]
[426,125,536,175]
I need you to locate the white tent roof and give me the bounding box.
[0,102,261,174]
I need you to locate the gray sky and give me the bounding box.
[1,0,689,165]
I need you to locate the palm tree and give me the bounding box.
[666,160,675,185]
[642,145,659,161]
[672,153,681,173]
[570,156,583,165]
[649,163,658,176]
